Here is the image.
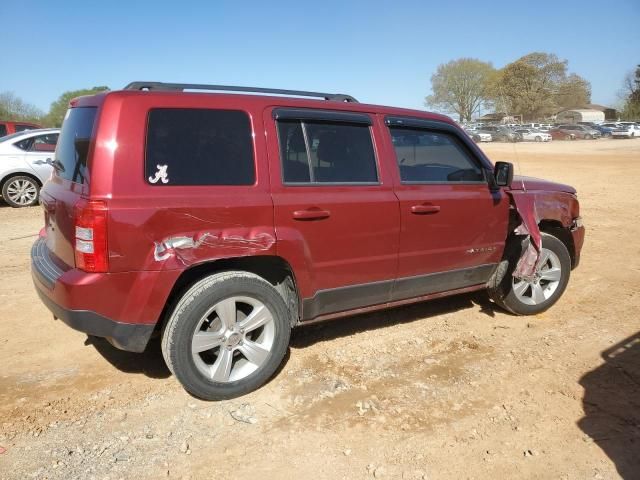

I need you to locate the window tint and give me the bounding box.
[146,109,254,186]
[277,120,378,183]
[389,128,484,183]
[278,121,310,182]
[15,124,36,132]
[56,107,97,184]
[0,125,7,137]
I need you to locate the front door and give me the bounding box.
[385,118,510,301]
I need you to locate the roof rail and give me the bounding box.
[123,82,358,103]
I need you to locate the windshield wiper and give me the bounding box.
[46,158,66,172]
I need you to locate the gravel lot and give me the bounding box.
[1,139,639,480]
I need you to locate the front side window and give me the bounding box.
[389,128,484,183]
[0,124,7,137]
[277,120,378,184]
[145,109,254,186]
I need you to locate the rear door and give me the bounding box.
[384,117,510,301]
[19,132,58,182]
[265,107,400,319]
[40,107,97,268]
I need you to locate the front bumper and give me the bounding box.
[570,219,585,269]
[31,237,178,352]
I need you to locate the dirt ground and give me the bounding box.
[1,139,639,480]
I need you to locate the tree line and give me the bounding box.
[0,86,109,127]
[426,52,638,123]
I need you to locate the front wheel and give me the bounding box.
[488,233,571,315]
[162,271,292,400]
[585,134,592,140]
[2,175,40,208]
[535,136,542,142]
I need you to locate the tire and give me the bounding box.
[488,233,571,315]
[2,175,40,208]
[162,271,292,400]
[585,134,592,140]
[564,134,572,141]
[535,136,542,142]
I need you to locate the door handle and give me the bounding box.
[411,204,441,214]
[292,208,331,220]
[33,158,51,165]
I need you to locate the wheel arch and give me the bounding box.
[538,220,576,268]
[157,255,301,333]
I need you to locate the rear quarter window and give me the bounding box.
[145,109,255,186]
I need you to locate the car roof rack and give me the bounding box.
[123,81,358,103]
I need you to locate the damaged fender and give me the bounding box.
[507,192,542,279]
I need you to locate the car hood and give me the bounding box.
[509,175,576,194]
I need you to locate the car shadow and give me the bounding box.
[290,291,496,349]
[86,291,498,381]
[577,332,640,478]
[86,335,171,379]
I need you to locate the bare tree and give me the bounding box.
[425,58,494,122]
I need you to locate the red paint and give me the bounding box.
[33,88,585,331]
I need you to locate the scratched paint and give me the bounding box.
[153,230,275,264]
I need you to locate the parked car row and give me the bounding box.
[462,120,640,142]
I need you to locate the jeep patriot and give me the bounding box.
[31,82,585,399]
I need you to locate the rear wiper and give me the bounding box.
[46,158,66,172]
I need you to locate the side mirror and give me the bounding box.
[494,161,514,187]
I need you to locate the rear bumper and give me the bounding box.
[34,285,154,352]
[31,237,179,352]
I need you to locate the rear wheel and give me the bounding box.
[2,175,40,208]
[488,233,571,315]
[162,271,292,400]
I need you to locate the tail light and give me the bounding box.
[74,199,108,272]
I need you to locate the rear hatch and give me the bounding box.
[40,106,98,269]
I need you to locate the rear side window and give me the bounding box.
[16,133,58,152]
[145,109,254,185]
[277,120,378,184]
[389,128,484,183]
[56,107,97,184]
[15,124,36,132]
[0,125,7,137]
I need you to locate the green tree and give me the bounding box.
[554,73,591,110]
[0,92,44,123]
[490,52,569,120]
[44,86,109,127]
[620,65,640,120]
[425,58,495,122]
[488,52,592,121]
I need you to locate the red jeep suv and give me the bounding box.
[32,82,585,399]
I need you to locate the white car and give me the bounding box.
[464,129,492,142]
[514,129,552,142]
[0,128,59,207]
[611,122,640,138]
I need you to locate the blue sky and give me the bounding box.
[2,0,639,114]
